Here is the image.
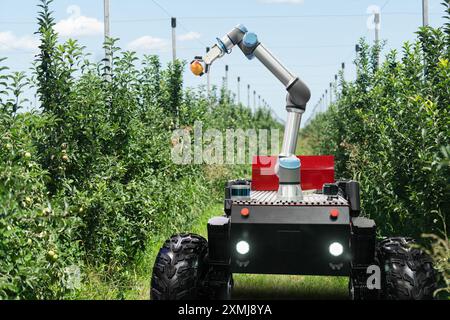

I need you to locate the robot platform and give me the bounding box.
[232,190,348,207]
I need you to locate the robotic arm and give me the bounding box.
[190,24,311,157]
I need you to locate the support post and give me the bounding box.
[374,12,380,68]
[206,47,211,98]
[104,0,111,80]
[355,44,361,78]
[247,84,251,110]
[329,82,332,105]
[334,74,338,100]
[422,0,429,27]
[225,65,229,92]
[171,17,177,63]
[237,76,241,104]
[374,13,380,43]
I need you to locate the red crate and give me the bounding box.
[251,155,335,191]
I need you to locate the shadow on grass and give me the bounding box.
[231,274,349,300]
[232,288,348,300]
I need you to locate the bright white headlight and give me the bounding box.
[236,241,250,255]
[329,242,343,256]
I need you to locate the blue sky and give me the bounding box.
[0,0,447,125]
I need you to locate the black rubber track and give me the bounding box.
[151,233,208,300]
[377,237,436,300]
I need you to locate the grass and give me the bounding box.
[125,202,220,300]
[233,274,347,300]
[74,202,348,300]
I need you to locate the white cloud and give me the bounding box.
[177,31,201,41]
[127,36,169,52]
[0,31,39,52]
[54,5,103,37]
[260,0,304,4]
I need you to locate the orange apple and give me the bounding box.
[190,60,204,76]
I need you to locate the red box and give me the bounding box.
[251,155,335,191]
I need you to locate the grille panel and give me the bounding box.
[233,190,347,206]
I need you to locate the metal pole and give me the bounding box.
[355,44,361,78]
[374,12,380,68]
[104,0,111,79]
[422,0,430,76]
[247,84,251,109]
[422,0,429,26]
[329,82,332,105]
[374,13,380,43]
[258,95,261,108]
[225,65,229,92]
[334,74,338,100]
[355,44,361,62]
[253,90,256,110]
[206,47,211,98]
[237,76,240,104]
[171,17,176,63]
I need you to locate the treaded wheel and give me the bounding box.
[151,233,208,300]
[377,237,436,300]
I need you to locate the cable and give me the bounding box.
[381,0,392,10]
[150,11,439,21]
[306,27,370,125]
[150,0,207,47]
[181,44,355,49]
[112,18,168,23]
[1,11,443,25]
[232,62,343,68]
[1,11,440,25]
[150,0,172,18]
